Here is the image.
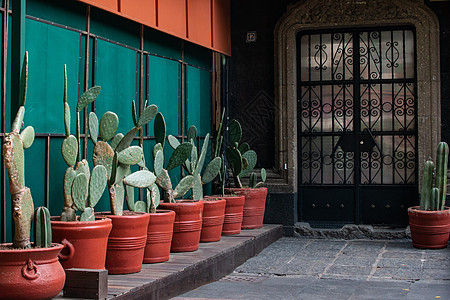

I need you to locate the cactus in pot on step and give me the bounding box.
[152,113,195,203]
[420,142,449,211]
[168,125,221,200]
[225,119,266,188]
[89,100,157,215]
[34,206,52,247]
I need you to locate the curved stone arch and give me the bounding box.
[273,0,440,194]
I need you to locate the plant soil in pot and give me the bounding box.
[104,211,150,274]
[51,217,112,269]
[200,198,226,242]
[206,195,245,235]
[144,209,175,263]
[408,206,450,249]
[159,200,204,252]
[0,243,65,300]
[225,187,268,229]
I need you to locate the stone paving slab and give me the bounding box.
[176,237,450,300]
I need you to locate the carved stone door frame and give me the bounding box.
[273,0,441,195]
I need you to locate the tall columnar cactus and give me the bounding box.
[34,206,52,248]
[168,125,221,200]
[420,142,449,211]
[89,100,157,215]
[152,113,195,203]
[2,52,35,249]
[225,119,266,188]
[60,65,101,221]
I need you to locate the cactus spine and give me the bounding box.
[420,142,449,211]
[2,52,35,249]
[34,207,52,248]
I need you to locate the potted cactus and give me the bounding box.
[224,119,267,229]
[167,125,224,242]
[0,53,65,300]
[90,100,158,274]
[408,142,450,249]
[51,65,112,270]
[153,114,204,252]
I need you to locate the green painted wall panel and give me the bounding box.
[184,42,212,70]
[144,28,181,61]
[27,0,87,31]
[147,55,180,136]
[186,66,211,136]
[25,19,81,133]
[48,137,67,216]
[95,39,137,134]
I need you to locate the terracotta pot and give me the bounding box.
[0,243,65,300]
[143,209,175,263]
[103,212,150,274]
[207,195,245,235]
[158,200,204,252]
[408,206,450,249]
[225,187,268,229]
[51,217,112,269]
[200,198,226,242]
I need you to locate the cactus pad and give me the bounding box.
[64,102,71,137]
[11,106,25,133]
[226,147,242,177]
[202,157,222,184]
[93,141,114,177]
[110,133,124,150]
[62,135,78,167]
[239,150,257,178]
[20,126,35,149]
[115,127,139,152]
[123,170,156,188]
[173,175,195,199]
[63,168,77,204]
[88,112,99,144]
[192,174,202,200]
[88,165,108,208]
[156,169,172,190]
[76,86,101,112]
[154,150,164,177]
[154,112,166,148]
[72,173,88,212]
[148,183,160,212]
[167,135,180,149]
[80,207,95,221]
[229,119,242,144]
[137,104,158,127]
[187,125,197,142]
[167,142,193,170]
[117,146,144,165]
[132,100,137,127]
[193,133,210,177]
[18,52,28,107]
[134,201,147,213]
[75,159,91,181]
[99,111,119,141]
[238,142,250,154]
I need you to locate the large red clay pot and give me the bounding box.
[158,200,204,252]
[200,198,226,242]
[0,243,65,300]
[408,206,450,249]
[104,212,150,274]
[143,209,175,263]
[206,195,245,235]
[225,187,268,229]
[51,217,112,269]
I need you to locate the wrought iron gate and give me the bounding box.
[297,28,417,227]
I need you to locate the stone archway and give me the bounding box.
[272,0,441,195]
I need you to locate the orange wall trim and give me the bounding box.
[77,0,230,55]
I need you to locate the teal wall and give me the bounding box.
[1,0,213,242]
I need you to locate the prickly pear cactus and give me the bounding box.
[2,52,35,248]
[89,101,158,215]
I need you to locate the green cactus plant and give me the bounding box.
[60,65,103,221]
[168,125,221,200]
[122,169,158,213]
[2,52,36,249]
[152,113,195,203]
[225,119,266,188]
[89,100,157,215]
[34,206,52,248]
[420,142,449,211]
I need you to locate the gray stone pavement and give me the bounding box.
[174,237,450,300]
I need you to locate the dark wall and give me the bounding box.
[229,0,450,168]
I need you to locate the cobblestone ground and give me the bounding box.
[175,237,450,300]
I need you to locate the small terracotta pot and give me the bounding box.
[158,200,204,252]
[200,198,226,242]
[143,209,175,263]
[103,212,150,274]
[51,217,112,269]
[225,187,268,229]
[0,243,65,300]
[408,206,450,249]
